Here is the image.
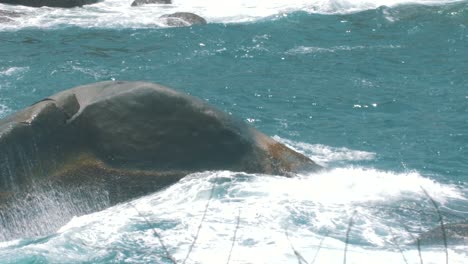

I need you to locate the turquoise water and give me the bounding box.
[0,1,467,263]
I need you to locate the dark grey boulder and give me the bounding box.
[416,223,468,245]
[160,12,207,27]
[131,0,171,7]
[0,0,99,8]
[0,81,320,240]
[0,81,320,204]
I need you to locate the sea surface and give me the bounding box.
[0,0,467,263]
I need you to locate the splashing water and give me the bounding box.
[0,0,467,263]
[0,141,466,263]
[0,0,465,30]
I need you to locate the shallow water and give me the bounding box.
[0,0,467,263]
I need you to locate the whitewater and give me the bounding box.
[1,139,466,263]
[0,0,467,263]
[0,0,465,30]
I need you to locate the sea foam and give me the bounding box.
[14,168,465,263]
[0,0,463,30]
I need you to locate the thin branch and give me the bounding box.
[226,208,241,264]
[417,237,424,264]
[310,231,329,264]
[401,222,424,264]
[420,187,448,264]
[285,228,309,264]
[130,203,177,264]
[388,227,409,264]
[343,210,357,264]
[182,177,217,264]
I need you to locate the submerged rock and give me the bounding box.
[0,81,320,206]
[160,12,207,27]
[131,0,171,7]
[0,0,99,8]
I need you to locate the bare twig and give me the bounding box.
[285,228,309,264]
[226,208,241,264]
[401,222,424,264]
[420,187,448,264]
[417,237,424,264]
[343,210,357,264]
[130,203,177,264]
[182,177,217,264]
[310,231,329,264]
[388,227,409,264]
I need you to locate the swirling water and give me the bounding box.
[0,0,467,263]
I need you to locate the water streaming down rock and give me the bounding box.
[0,80,320,240]
[0,182,110,241]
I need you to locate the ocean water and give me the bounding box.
[0,0,467,263]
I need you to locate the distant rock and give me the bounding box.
[131,0,171,7]
[0,81,320,205]
[0,9,21,22]
[416,223,468,245]
[160,12,207,27]
[0,0,99,8]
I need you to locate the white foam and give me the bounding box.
[0,0,463,30]
[0,104,9,118]
[13,167,464,263]
[275,167,463,204]
[0,67,29,77]
[286,45,402,55]
[274,135,376,166]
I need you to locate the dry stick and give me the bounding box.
[310,231,329,264]
[388,227,409,264]
[285,228,309,264]
[420,187,448,264]
[343,210,357,264]
[226,208,241,264]
[417,237,424,264]
[401,223,424,264]
[130,203,177,264]
[181,177,217,264]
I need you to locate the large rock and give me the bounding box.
[160,12,207,27]
[0,0,99,8]
[0,81,320,240]
[0,81,320,205]
[131,0,171,7]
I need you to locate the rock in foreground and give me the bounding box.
[0,81,320,205]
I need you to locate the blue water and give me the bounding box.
[0,1,467,263]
